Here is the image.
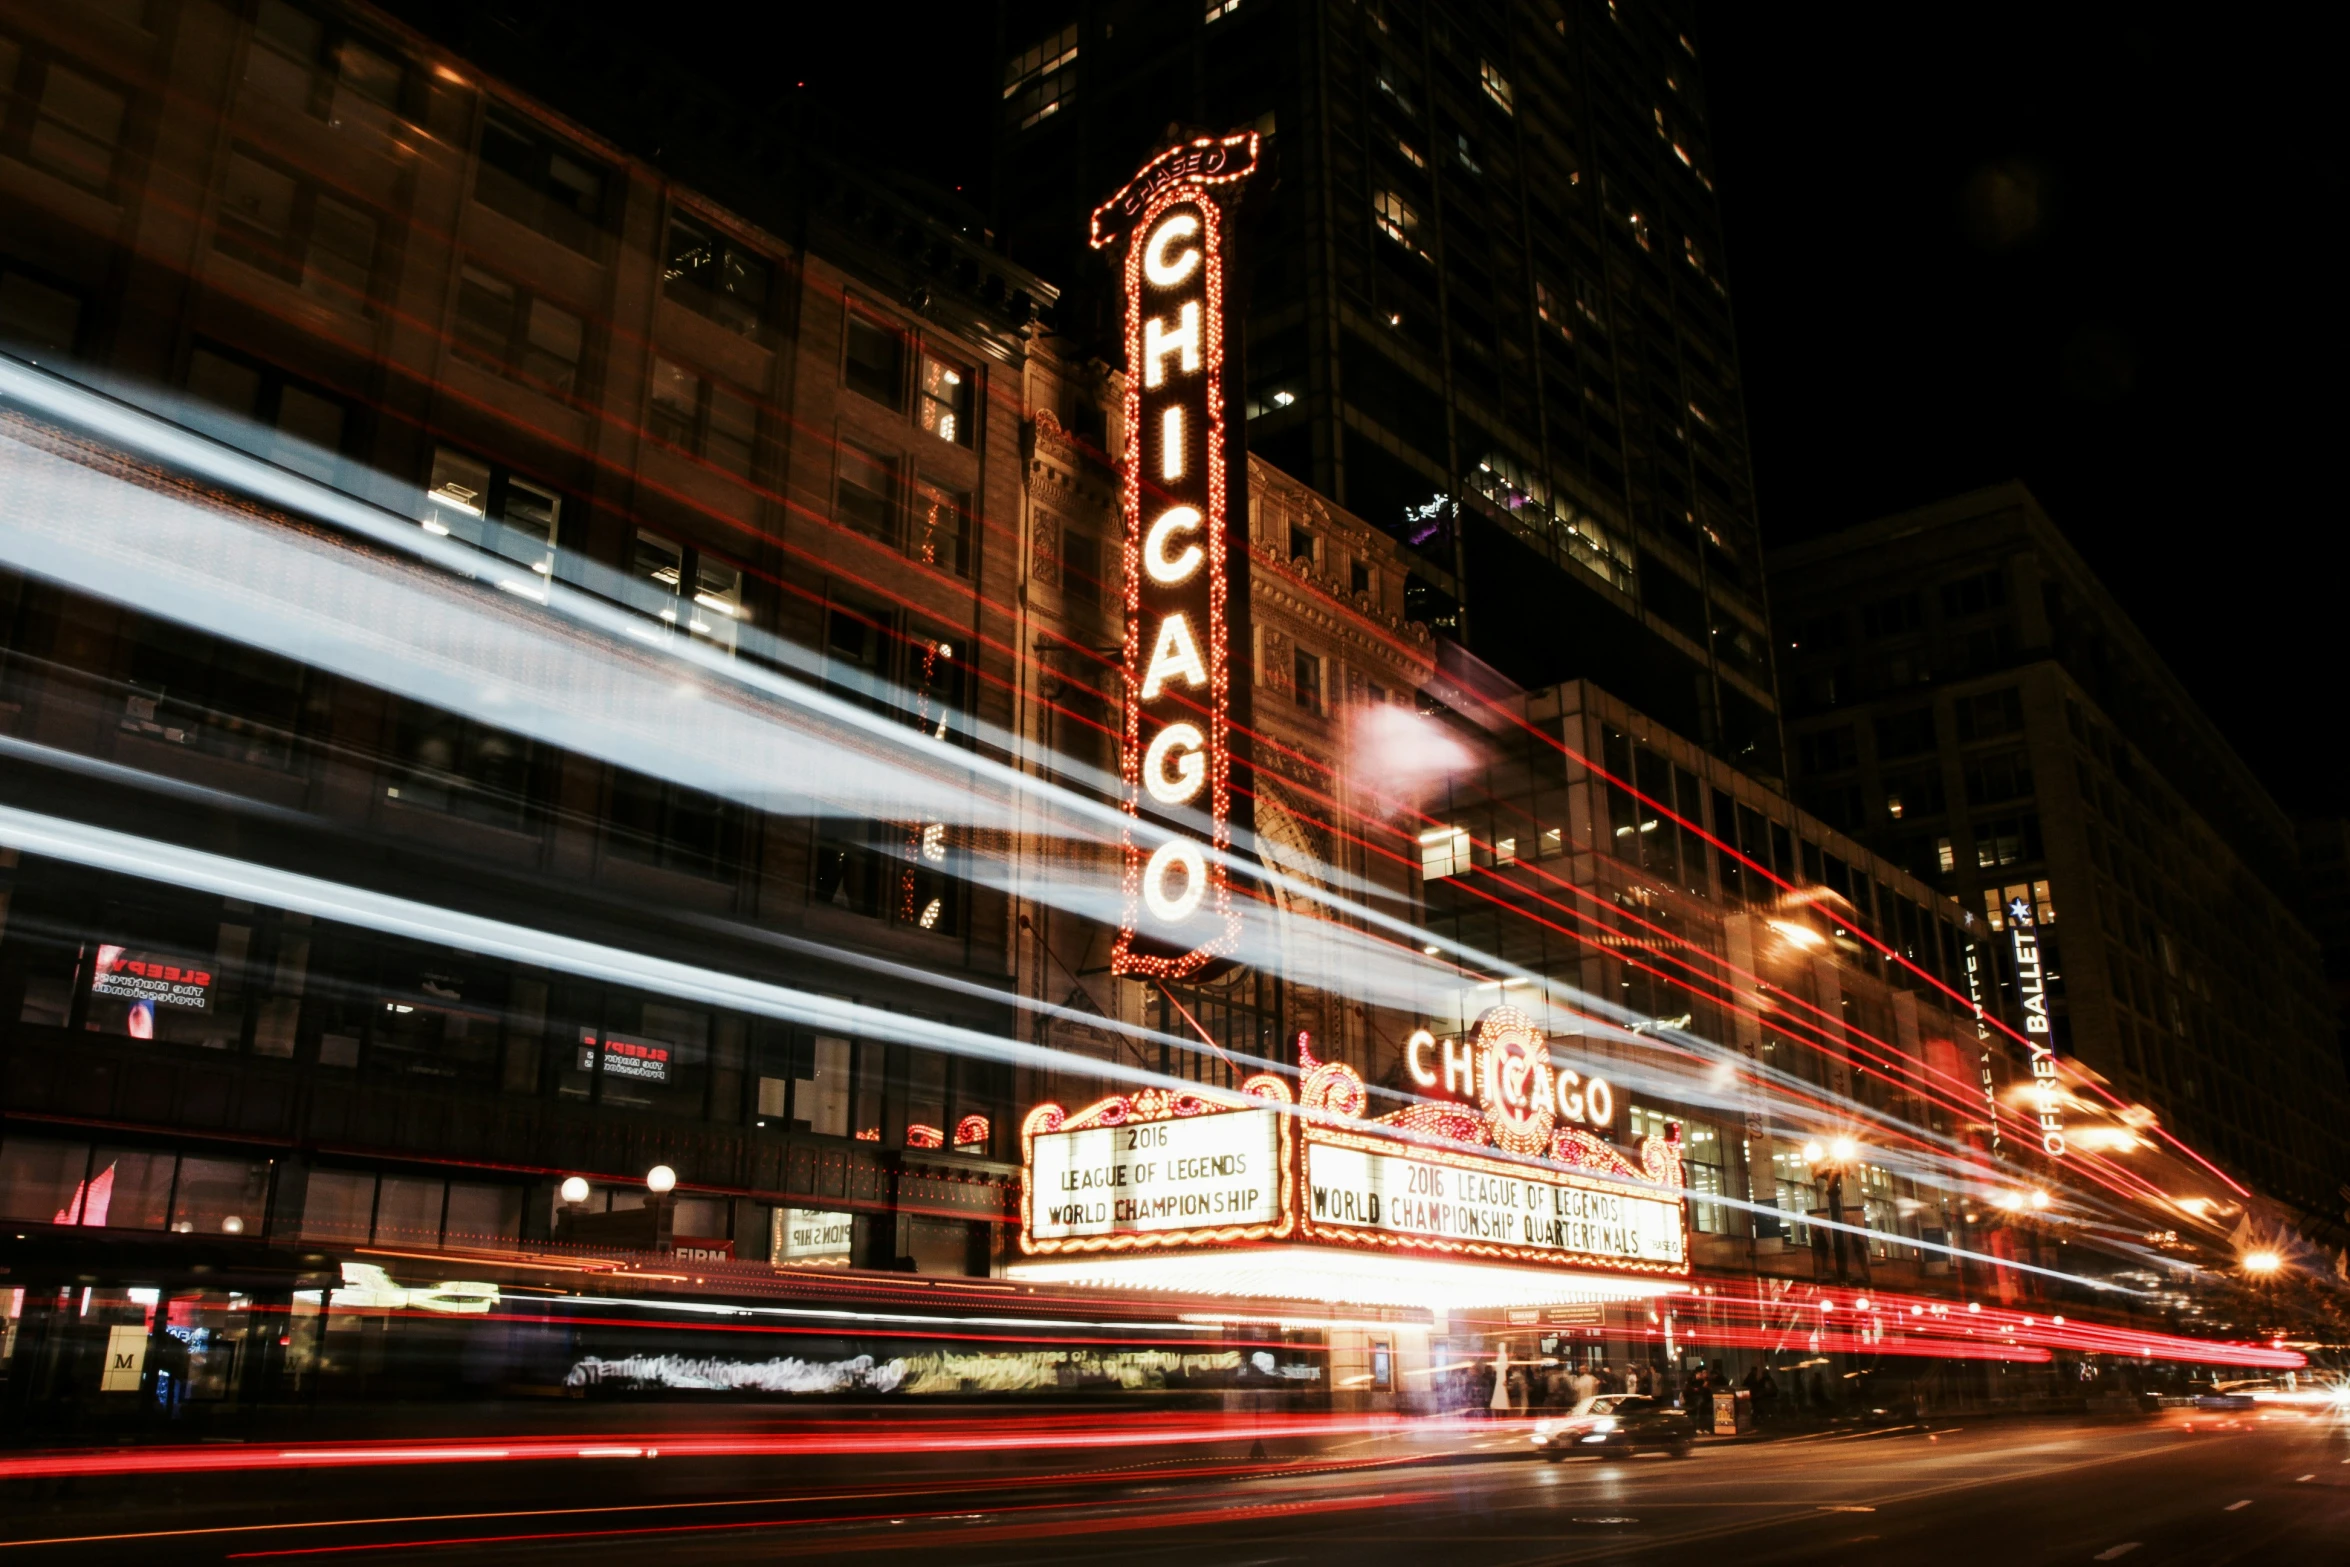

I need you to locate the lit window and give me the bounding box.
[421,445,560,597]
[1535,281,1572,339]
[1004,24,1078,129]
[1374,189,1418,249]
[919,355,973,447]
[1420,827,1470,880]
[1205,0,1243,20]
[1495,837,1517,866]
[1396,137,1424,168]
[910,477,971,577]
[1480,60,1514,114]
[1936,836,1956,873]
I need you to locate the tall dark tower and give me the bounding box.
[994,0,1779,775]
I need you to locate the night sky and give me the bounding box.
[1694,5,2344,819]
[487,3,2343,818]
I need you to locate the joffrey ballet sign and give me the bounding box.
[1090,132,1259,980]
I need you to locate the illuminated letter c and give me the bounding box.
[1143,213,1202,288]
[1405,1030,1437,1088]
[1145,506,1204,584]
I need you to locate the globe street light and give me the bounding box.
[559,1176,590,1205]
[645,1165,677,1195]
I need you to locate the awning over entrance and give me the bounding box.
[1009,1245,1686,1312]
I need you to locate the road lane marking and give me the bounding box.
[1818,1506,1876,1513]
[1509,1434,2213,1566]
[2092,1546,2140,1561]
[2224,1499,2252,1511]
[2295,1473,2314,1482]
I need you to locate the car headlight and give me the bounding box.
[1590,1417,1617,1432]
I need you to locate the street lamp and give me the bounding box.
[2242,1250,2282,1276]
[559,1176,590,1205]
[646,1165,677,1195]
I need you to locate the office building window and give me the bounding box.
[1003,24,1077,129]
[216,148,380,310]
[843,308,905,408]
[1873,706,1937,759]
[0,264,81,360]
[1421,826,1470,880]
[1480,60,1514,114]
[244,0,404,131]
[1293,648,1322,711]
[453,264,586,396]
[607,754,736,871]
[909,478,970,577]
[8,55,127,194]
[1374,190,1420,251]
[120,612,319,772]
[1062,528,1102,607]
[1982,879,2056,931]
[1963,749,2035,807]
[661,213,773,336]
[1797,725,1857,773]
[1955,685,2025,740]
[647,357,757,477]
[1940,569,2005,618]
[918,355,973,447]
[835,442,897,542]
[619,527,744,654]
[475,108,608,254]
[420,446,564,594]
[1973,815,2042,870]
[184,342,352,482]
[385,701,543,830]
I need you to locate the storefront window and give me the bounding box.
[905,1048,947,1148]
[588,999,712,1118]
[169,1155,269,1236]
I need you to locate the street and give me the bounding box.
[4,1410,2342,1564]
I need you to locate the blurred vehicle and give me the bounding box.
[1529,1395,1694,1460]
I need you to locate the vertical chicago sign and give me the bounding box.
[1091,133,1259,978]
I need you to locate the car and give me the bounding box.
[1529,1394,1695,1460]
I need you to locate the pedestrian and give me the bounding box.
[1572,1363,1598,1406]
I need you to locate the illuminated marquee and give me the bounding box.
[2007,897,2065,1157]
[1018,1029,1687,1285]
[1091,132,1259,980]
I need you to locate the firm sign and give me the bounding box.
[1091,133,1259,979]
